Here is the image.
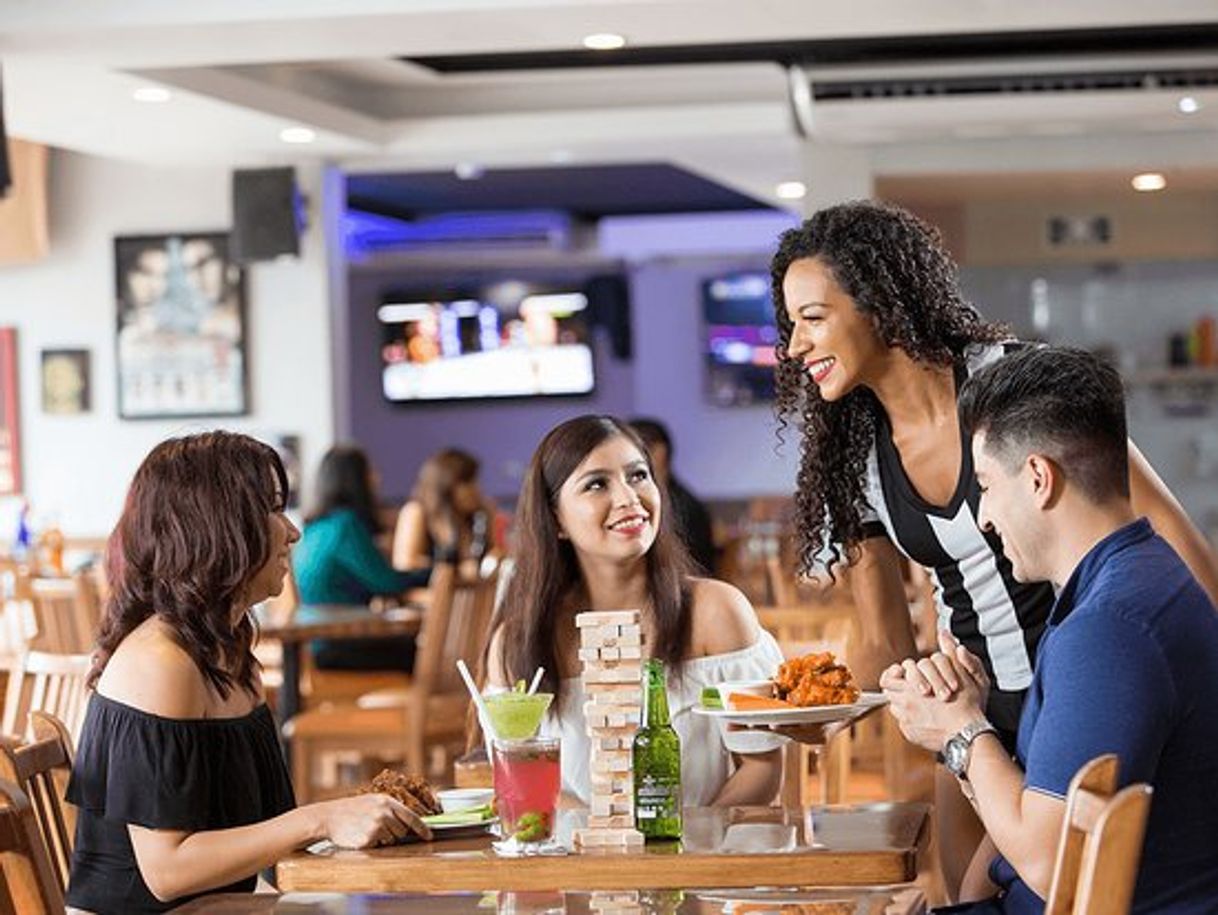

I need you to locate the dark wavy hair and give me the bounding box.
[771,200,1007,575]
[493,415,694,698]
[306,444,382,534]
[90,431,288,698]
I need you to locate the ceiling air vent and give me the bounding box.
[1045,215,1112,248]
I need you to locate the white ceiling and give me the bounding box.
[3,0,1218,206]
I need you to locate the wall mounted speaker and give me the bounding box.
[0,68,12,197]
[232,167,300,262]
[585,273,632,361]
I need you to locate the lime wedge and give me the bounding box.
[484,692,553,739]
[700,687,724,710]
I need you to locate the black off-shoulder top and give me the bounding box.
[65,693,295,914]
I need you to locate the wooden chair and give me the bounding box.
[265,563,414,709]
[18,573,100,655]
[0,712,75,895]
[1045,754,1153,915]
[0,777,64,914]
[0,652,91,745]
[284,564,498,801]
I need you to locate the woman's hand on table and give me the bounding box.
[313,794,433,848]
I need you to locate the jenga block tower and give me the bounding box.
[572,610,646,852]
[588,891,643,915]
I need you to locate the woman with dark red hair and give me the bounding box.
[65,432,430,915]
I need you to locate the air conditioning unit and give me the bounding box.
[788,51,1218,138]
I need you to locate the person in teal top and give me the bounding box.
[293,445,430,671]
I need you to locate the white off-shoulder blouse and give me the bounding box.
[537,631,786,806]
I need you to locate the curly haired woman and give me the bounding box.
[771,200,1218,900]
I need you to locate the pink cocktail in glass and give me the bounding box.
[492,736,562,855]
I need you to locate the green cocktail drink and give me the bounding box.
[484,691,553,739]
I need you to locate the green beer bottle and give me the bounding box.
[633,658,682,840]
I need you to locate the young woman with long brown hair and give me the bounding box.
[485,415,784,806]
[66,432,429,914]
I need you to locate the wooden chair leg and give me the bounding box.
[779,742,802,807]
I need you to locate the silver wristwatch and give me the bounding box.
[942,718,997,781]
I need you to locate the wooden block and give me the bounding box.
[581,685,638,704]
[591,752,633,774]
[583,663,643,685]
[573,826,644,851]
[578,647,605,662]
[616,629,643,648]
[576,610,641,628]
[601,828,645,846]
[587,813,634,829]
[589,892,639,905]
[597,646,621,661]
[589,772,632,793]
[595,734,633,751]
[582,699,640,718]
[617,645,643,660]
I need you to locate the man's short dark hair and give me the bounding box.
[629,418,672,456]
[958,346,1129,502]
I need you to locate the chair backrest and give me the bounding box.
[0,651,92,744]
[413,563,499,706]
[0,776,65,914]
[0,712,75,895]
[1045,754,1153,915]
[755,604,854,660]
[26,575,98,654]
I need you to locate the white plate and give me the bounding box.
[693,692,887,726]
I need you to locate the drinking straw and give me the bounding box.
[456,659,496,739]
[527,666,546,695]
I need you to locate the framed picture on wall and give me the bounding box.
[0,328,22,495]
[114,232,249,419]
[41,349,91,415]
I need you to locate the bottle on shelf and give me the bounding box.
[633,658,682,840]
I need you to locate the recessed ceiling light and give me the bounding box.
[1178,96,1201,114]
[454,162,484,180]
[583,33,626,50]
[549,149,574,164]
[132,87,172,103]
[1131,172,1166,192]
[279,126,316,144]
[776,181,807,200]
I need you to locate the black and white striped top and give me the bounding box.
[859,342,1052,734]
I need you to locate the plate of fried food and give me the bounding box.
[694,652,886,726]
[308,770,497,852]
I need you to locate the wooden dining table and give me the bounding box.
[276,803,930,894]
[172,886,927,914]
[257,602,424,726]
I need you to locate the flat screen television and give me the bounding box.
[379,277,597,402]
[702,272,778,406]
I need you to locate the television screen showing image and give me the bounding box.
[379,278,597,402]
[702,272,778,406]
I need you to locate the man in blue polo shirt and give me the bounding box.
[881,346,1218,913]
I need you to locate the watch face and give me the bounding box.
[944,737,967,776]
